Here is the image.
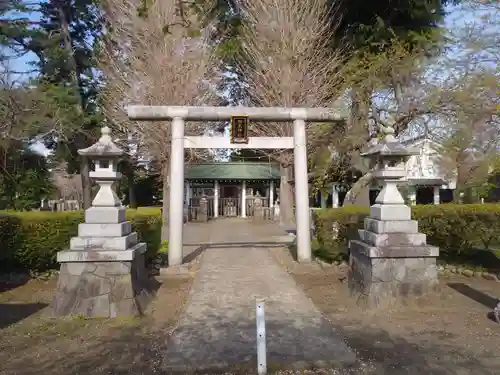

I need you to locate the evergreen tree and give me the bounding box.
[37,0,104,208]
[211,0,462,106]
[1,0,105,209]
[0,145,54,210]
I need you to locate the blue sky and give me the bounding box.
[4,3,490,78]
[2,3,42,80]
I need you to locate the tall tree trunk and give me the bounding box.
[128,181,137,208]
[343,87,373,206]
[80,157,92,209]
[343,172,372,206]
[452,156,467,203]
[58,2,93,210]
[125,166,137,208]
[161,161,170,242]
[279,164,294,227]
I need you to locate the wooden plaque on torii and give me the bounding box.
[230,115,249,144]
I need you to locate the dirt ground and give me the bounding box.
[270,247,500,375]
[0,274,194,375]
[2,248,500,375]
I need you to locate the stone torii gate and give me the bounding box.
[128,106,344,266]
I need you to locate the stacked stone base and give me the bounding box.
[52,250,154,317]
[348,204,439,309]
[348,244,439,309]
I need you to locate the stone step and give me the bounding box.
[78,222,132,237]
[358,230,427,247]
[364,217,418,234]
[84,206,127,224]
[370,204,411,221]
[350,239,439,258]
[70,232,138,251]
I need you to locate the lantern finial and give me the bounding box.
[100,126,112,141]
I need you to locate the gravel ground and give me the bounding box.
[269,246,500,375]
[2,242,500,375]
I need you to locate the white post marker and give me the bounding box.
[256,299,267,375]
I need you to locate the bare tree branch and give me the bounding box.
[234,0,345,223]
[99,0,219,239]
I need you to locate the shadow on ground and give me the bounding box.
[2,277,499,374]
[0,278,29,293]
[333,323,499,375]
[183,241,294,264]
[0,302,48,329]
[447,282,499,309]
[448,282,500,323]
[160,309,356,373]
[2,314,498,375]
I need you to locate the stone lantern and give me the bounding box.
[83,126,123,207]
[366,128,414,208]
[348,126,439,309]
[52,126,153,318]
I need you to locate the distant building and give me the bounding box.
[311,135,459,208]
[401,135,456,205]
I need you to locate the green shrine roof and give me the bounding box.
[185,162,280,180]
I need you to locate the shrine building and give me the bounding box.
[184,162,280,219]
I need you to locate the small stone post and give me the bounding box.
[348,127,439,309]
[241,180,247,218]
[269,180,274,209]
[214,180,220,218]
[199,195,209,222]
[253,192,264,221]
[52,126,153,317]
[274,197,280,221]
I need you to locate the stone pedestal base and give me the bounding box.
[52,249,155,317]
[348,243,439,309]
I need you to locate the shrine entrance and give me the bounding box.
[219,186,239,217]
[128,105,344,266]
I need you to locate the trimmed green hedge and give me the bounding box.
[0,208,162,272]
[313,204,500,269]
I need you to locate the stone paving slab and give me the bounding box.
[161,219,356,372]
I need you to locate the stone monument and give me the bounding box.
[348,126,439,309]
[52,126,153,317]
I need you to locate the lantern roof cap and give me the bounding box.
[78,126,123,157]
[361,125,419,158]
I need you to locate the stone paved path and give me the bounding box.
[162,218,356,373]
